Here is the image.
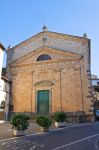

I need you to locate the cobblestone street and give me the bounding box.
[0,122,99,150]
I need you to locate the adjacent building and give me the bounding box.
[0,43,10,120]
[91,75,99,111]
[0,43,5,120]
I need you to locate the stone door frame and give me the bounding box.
[34,80,53,115]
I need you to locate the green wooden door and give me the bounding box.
[37,90,49,115]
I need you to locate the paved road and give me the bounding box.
[0,122,99,150]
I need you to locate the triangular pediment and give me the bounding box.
[10,46,81,66]
[9,31,86,51]
[8,30,88,65]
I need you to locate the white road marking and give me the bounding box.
[0,123,93,143]
[53,134,99,150]
[94,138,99,150]
[0,132,42,142]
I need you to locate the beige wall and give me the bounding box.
[7,32,93,117]
[10,55,93,115]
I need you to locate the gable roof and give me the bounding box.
[0,42,6,50]
[8,31,89,51]
[1,76,11,83]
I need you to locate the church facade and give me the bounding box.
[7,27,94,120]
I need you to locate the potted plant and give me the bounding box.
[10,113,30,136]
[36,115,52,132]
[54,112,67,128]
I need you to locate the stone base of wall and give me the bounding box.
[66,115,94,124]
[8,111,94,123]
[7,112,36,120]
[65,111,94,123]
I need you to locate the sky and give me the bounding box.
[0,0,99,77]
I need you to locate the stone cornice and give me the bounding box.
[34,80,54,87]
[9,57,81,68]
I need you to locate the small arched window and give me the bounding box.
[0,101,5,109]
[36,54,51,61]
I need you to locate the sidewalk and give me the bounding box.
[0,121,41,140]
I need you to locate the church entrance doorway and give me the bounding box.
[37,90,49,115]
